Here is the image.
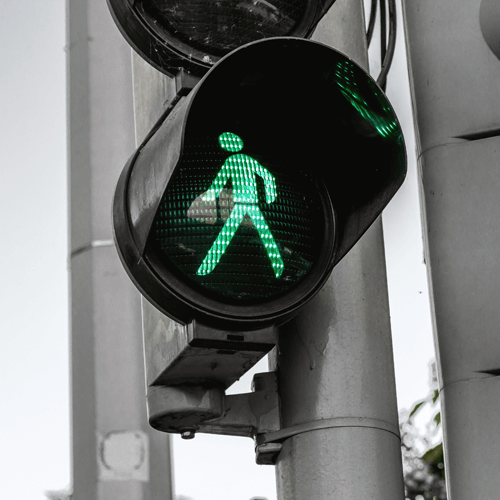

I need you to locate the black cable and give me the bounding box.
[377,0,397,90]
[379,0,387,68]
[366,0,378,47]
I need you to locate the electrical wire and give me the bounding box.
[366,0,377,47]
[379,0,387,64]
[366,0,397,90]
[377,0,397,90]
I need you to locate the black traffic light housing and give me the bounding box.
[107,0,407,444]
[112,37,405,437]
[113,37,406,333]
[106,0,338,76]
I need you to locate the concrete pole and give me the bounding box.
[402,1,500,498]
[67,0,173,498]
[274,1,405,498]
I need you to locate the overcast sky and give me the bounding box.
[0,1,435,499]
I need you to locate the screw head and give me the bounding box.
[180,429,196,440]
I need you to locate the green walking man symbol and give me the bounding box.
[196,132,284,278]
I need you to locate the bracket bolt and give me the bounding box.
[180,429,196,440]
[255,442,282,465]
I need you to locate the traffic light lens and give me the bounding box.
[141,0,308,55]
[149,134,325,302]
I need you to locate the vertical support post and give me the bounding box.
[403,1,500,498]
[67,0,174,498]
[274,1,405,498]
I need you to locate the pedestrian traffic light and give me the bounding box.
[113,37,406,333]
[106,0,338,76]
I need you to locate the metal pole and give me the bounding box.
[403,1,500,498]
[68,0,173,497]
[274,1,405,498]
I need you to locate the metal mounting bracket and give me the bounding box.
[142,303,283,463]
[147,371,282,464]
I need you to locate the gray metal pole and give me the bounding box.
[68,0,173,498]
[274,1,405,498]
[403,1,500,498]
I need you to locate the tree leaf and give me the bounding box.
[434,412,441,426]
[432,389,440,403]
[422,443,443,466]
[409,400,425,418]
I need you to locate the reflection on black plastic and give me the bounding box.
[143,0,306,54]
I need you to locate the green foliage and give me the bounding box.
[422,443,445,480]
[400,362,446,500]
[432,389,439,404]
[409,401,425,418]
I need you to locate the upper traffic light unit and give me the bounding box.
[112,37,406,332]
[106,0,338,76]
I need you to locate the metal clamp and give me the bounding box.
[255,416,401,465]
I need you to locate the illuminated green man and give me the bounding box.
[196,132,284,278]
